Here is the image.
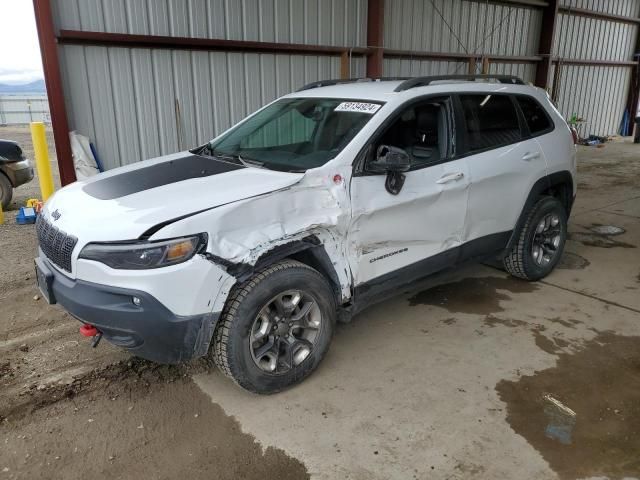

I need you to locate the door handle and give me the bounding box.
[436,172,464,184]
[522,151,541,161]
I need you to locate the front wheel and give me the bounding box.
[212,260,336,394]
[504,196,567,281]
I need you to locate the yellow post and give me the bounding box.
[30,122,55,202]
[0,202,4,225]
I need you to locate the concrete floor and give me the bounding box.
[1,126,638,479]
[196,140,640,480]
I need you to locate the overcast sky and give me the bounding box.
[0,0,43,84]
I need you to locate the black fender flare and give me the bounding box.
[502,170,574,256]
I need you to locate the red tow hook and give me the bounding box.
[79,324,103,348]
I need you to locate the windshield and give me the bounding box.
[204,98,383,172]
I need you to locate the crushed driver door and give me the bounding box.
[347,96,470,295]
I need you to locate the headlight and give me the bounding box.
[79,234,207,270]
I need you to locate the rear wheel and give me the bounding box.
[0,173,13,210]
[212,259,336,394]
[504,196,567,281]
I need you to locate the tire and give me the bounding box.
[504,196,567,281]
[0,173,12,210]
[212,259,336,394]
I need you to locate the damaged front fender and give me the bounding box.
[151,170,354,303]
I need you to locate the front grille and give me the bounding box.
[36,215,78,272]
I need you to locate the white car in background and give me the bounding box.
[35,75,577,393]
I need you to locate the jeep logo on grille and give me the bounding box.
[51,209,61,221]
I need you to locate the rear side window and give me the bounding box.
[516,95,553,135]
[459,94,521,152]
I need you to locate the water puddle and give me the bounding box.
[532,331,569,355]
[497,332,640,479]
[569,224,635,249]
[408,277,538,315]
[557,252,590,270]
[543,394,576,445]
[590,225,625,236]
[546,317,581,329]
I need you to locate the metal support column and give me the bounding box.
[535,0,559,89]
[32,0,76,185]
[366,0,384,78]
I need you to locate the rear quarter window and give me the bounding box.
[516,95,553,136]
[459,94,521,152]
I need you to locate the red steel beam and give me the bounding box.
[366,0,385,78]
[489,55,542,64]
[534,0,559,89]
[57,30,369,57]
[559,6,640,25]
[551,58,636,67]
[32,0,76,186]
[383,49,473,62]
[383,49,541,64]
[463,0,549,7]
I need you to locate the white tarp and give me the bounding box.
[69,131,99,180]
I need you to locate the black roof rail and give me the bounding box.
[297,77,410,92]
[393,75,525,92]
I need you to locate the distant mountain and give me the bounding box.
[0,80,46,94]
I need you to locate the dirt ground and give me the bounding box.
[0,126,309,479]
[1,361,308,480]
[1,125,639,479]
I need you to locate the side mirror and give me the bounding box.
[368,145,411,195]
[368,145,411,174]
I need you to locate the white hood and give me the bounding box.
[42,152,304,243]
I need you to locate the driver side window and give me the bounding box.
[374,96,453,169]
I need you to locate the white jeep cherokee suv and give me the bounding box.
[35,75,576,393]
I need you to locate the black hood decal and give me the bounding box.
[83,154,245,200]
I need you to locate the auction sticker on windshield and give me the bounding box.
[334,102,381,114]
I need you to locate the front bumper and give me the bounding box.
[3,159,34,187]
[36,257,220,364]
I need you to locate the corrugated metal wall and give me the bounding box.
[51,0,367,169]
[383,0,541,55]
[50,0,639,170]
[553,0,639,136]
[381,0,639,137]
[382,0,541,82]
[560,0,637,17]
[52,0,366,45]
[0,95,51,125]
